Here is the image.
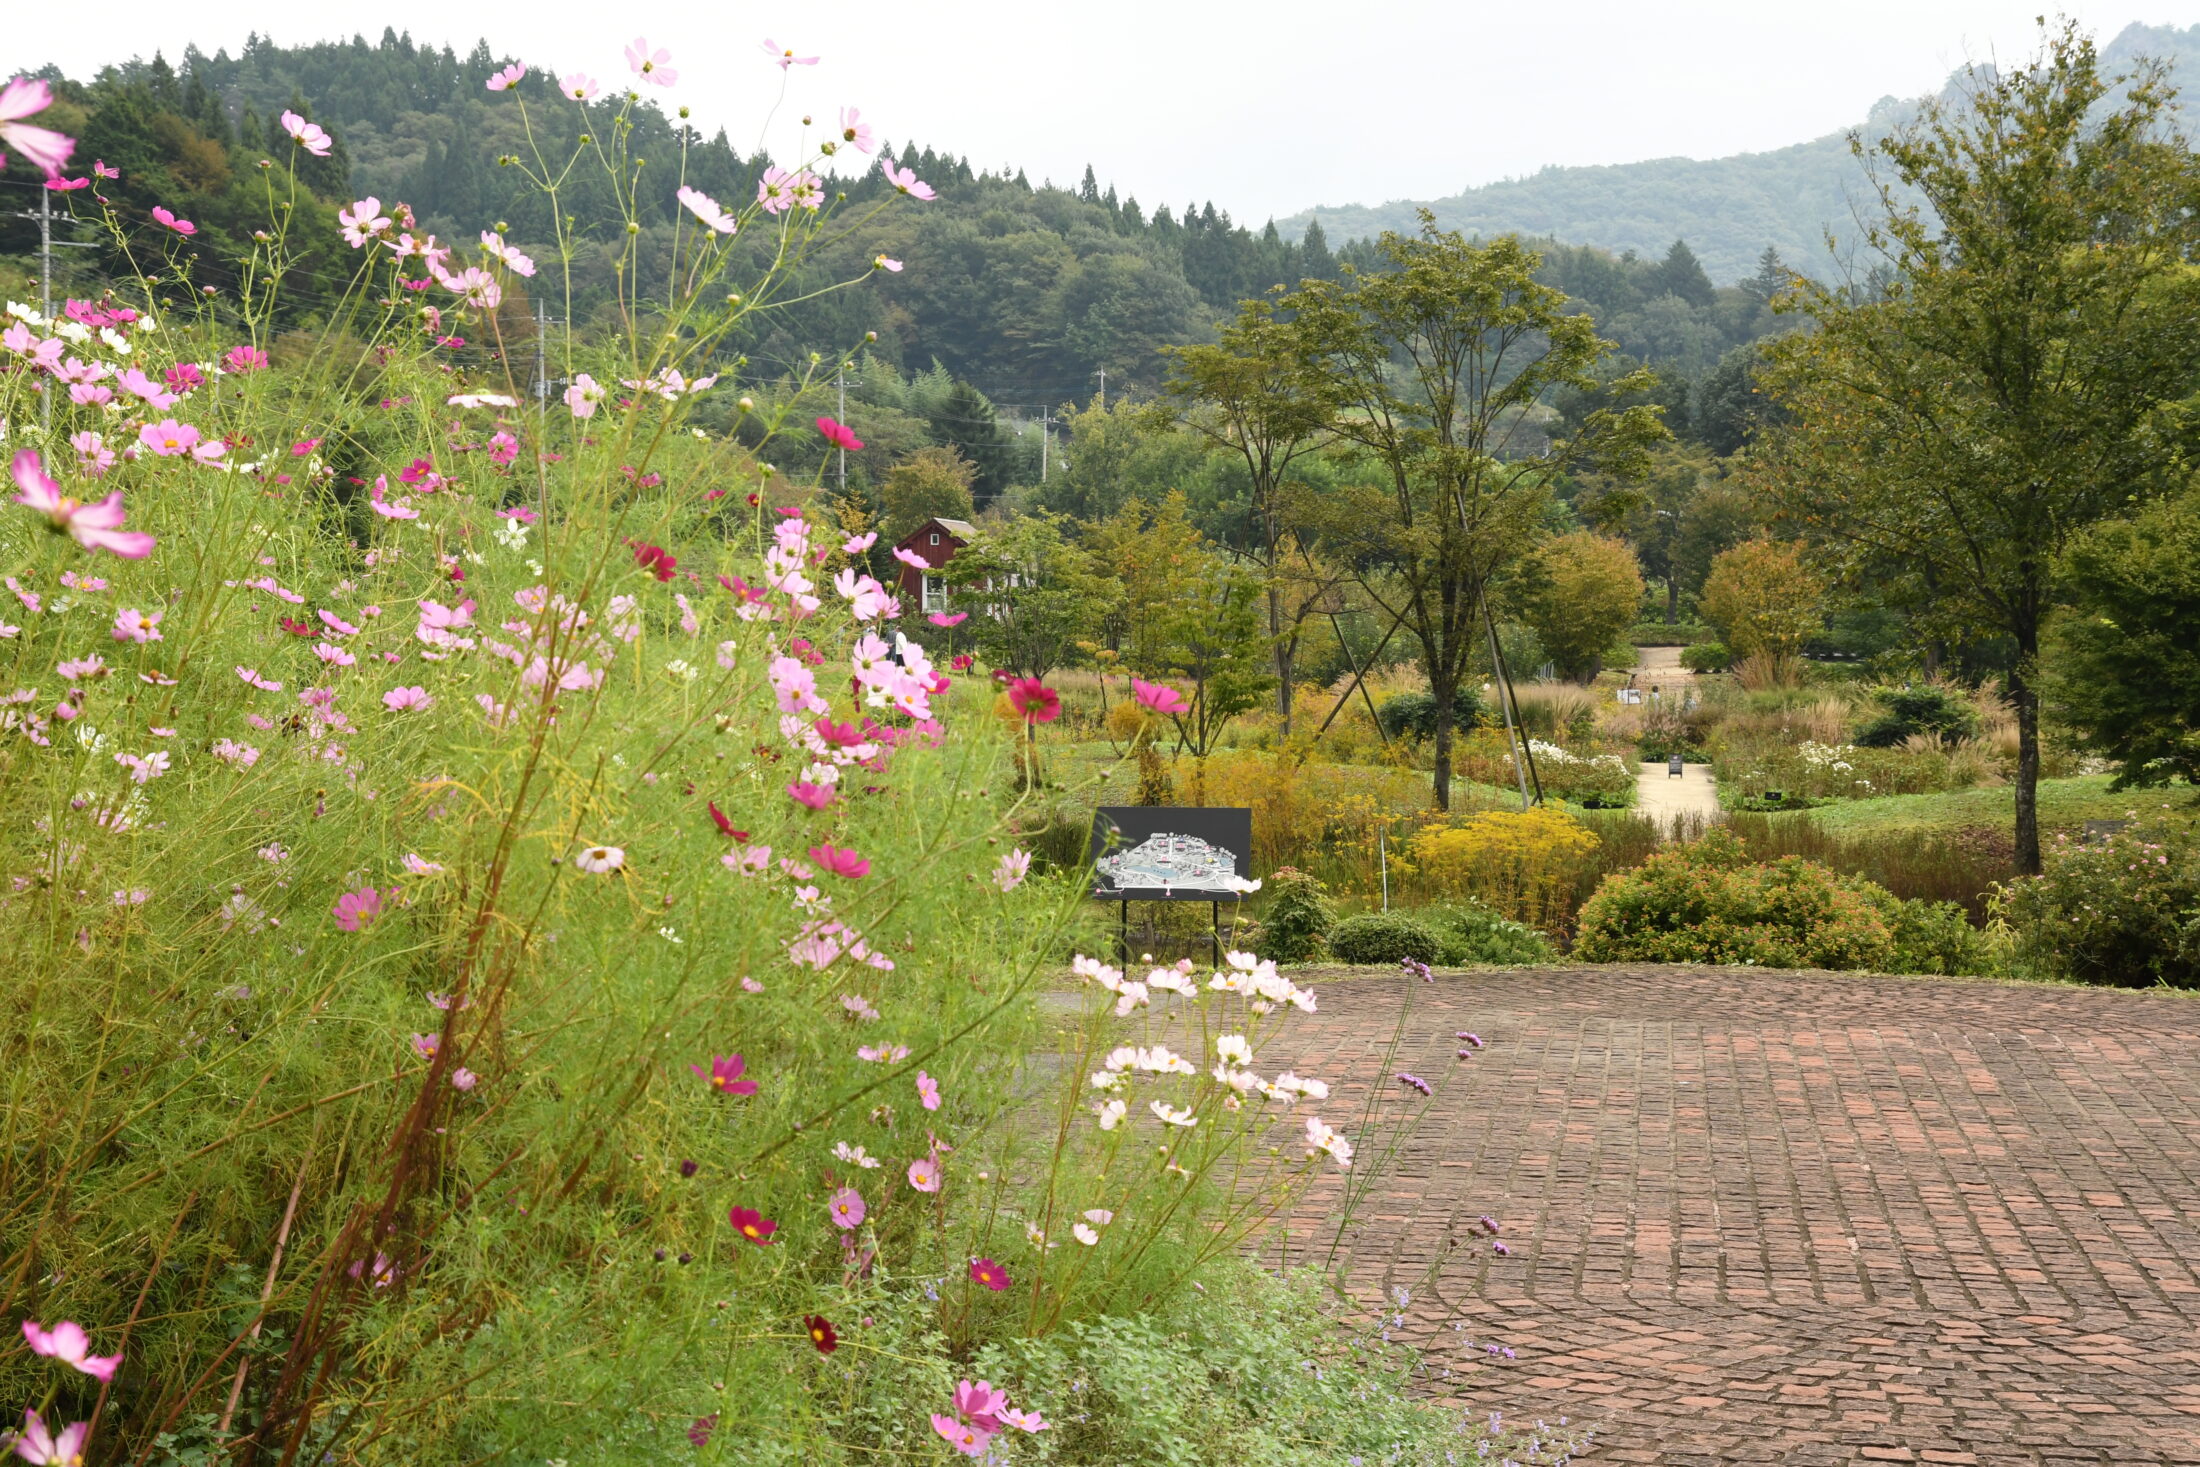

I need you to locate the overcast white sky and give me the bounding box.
[12,2,2195,222]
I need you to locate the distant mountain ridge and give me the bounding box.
[1278,22,2200,284]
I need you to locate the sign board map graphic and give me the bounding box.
[1089,806,1252,901]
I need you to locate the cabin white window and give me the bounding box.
[929,532,940,546]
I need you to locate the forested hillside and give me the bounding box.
[1280,20,2200,282]
[5,30,1789,407]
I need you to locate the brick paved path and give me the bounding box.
[1267,966,2200,1465]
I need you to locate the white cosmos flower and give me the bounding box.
[1094,1098,1127,1130]
[1304,1116,1353,1169]
[1149,1101,1197,1128]
[573,844,625,874]
[1072,1223,1100,1246]
[1216,1034,1253,1067]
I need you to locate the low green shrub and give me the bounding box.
[1257,867,1337,963]
[970,1262,1587,1465]
[1681,642,1733,673]
[1888,897,1990,976]
[1375,686,1484,742]
[1854,685,1980,748]
[1575,828,1956,971]
[1997,817,2200,987]
[1422,902,1559,965]
[1328,911,1445,965]
[1629,620,1715,647]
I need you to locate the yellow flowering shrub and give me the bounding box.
[1404,808,1603,930]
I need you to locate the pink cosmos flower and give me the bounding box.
[1132,676,1189,716]
[626,38,678,87]
[12,450,154,558]
[92,158,118,179]
[138,419,201,457]
[223,344,269,373]
[998,1407,1049,1433]
[487,431,519,467]
[438,266,501,310]
[70,431,114,478]
[21,1320,121,1381]
[7,1408,89,1466]
[907,1156,940,1193]
[411,1032,439,1061]
[761,39,820,69]
[560,72,598,100]
[676,185,737,235]
[954,1380,1009,1433]
[383,686,433,712]
[727,1204,777,1245]
[873,253,904,272]
[916,1071,941,1111]
[111,606,162,643]
[485,63,526,92]
[928,611,968,627]
[480,231,536,276]
[279,109,333,156]
[757,166,801,215]
[893,547,930,570]
[930,1414,992,1458]
[339,198,390,247]
[816,415,864,452]
[837,106,874,153]
[563,373,605,418]
[788,781,835,811]
[828,1186,866,1229]
[45,175,88,191]
[115,367,178,410]
[236,666,282,692]
[150,206,197,236]
[451,1067,478,1091]
[0,78,74,178]
[879,155,937,201]
[690,1053,759,1096]
[332,887,385,932]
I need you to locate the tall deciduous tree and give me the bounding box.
[1517,532,1645,682]
[1698,538,1824,661]
[1164,293,1337,731]
[1287,218,1667,808]
[1748,22,2200,871]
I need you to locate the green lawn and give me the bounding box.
[1773,775,2196,837]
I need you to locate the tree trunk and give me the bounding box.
[1665,577,1679,624]
[1270,581,1291,734]
[1430,668,1454,812]
[2010,655,2042,876]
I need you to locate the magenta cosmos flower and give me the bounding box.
[815,416,863,453]
[1132,676,1189,716]
[332,886,385,932]
[20,1320,120,1382]
[12,450,154,558]
[0,78,75,178]
[1007,677,1060,724]
[689,1053,759,1097]
[968,1257,1010,1292]
[150,206,196,236]
[807,844,870,880]
[787,781,835,811]
[916,1071,941,1111]
[726,1205,777,1245]
[827,1186,865,1229]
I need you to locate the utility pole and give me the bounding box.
[836,362,847,494]
[1094,368,1106,409]
[14,189,100,431]
[533,299,548,420]
[1038,407,1052,483]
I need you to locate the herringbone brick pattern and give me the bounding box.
[1264,967,2200,1465]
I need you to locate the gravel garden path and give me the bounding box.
[1263,965,2200,1465]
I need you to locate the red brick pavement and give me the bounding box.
[1262,966,2200,1465]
